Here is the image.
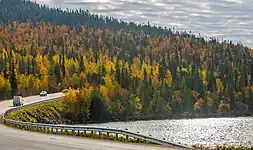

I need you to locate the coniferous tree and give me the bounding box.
[10,60,17,96]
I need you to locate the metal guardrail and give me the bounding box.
[2,96,192,149]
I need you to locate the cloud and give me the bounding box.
[35,0,253,48]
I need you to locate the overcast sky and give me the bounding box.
[35,0,253,48]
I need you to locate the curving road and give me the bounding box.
[0,93,185,150]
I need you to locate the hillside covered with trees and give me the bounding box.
[1,0,253,122]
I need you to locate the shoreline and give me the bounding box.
[79,113,253,125]
[6,98,253,124]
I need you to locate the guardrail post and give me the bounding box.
[83,130,86,137]
[126,135,128,141]
[72,129,74,135]
[99,131,101,138]
[91,131,94,137]
[77,130,80,136]
[116,133,118,140]
[61,128,63,134]
[107,132,109,139]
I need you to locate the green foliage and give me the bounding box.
[7,98,66,124]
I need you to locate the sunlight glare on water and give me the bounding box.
[85,117,253,148]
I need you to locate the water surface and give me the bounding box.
[84,117,253,147]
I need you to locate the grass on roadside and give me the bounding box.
[6,98,65,124]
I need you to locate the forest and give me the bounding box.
[1,0,253,122]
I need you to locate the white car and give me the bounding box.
[40,91,47,97]
[62,89,68,93]
[13,96,24,106]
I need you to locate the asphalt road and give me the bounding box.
[0,93,185,150]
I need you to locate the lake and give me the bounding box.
[35,0,253,48]
[84,117,253,148]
